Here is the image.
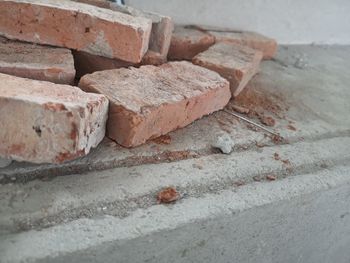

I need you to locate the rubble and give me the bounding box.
[0,0,152,63]
[212,133,234,154]
[168,26,215,60]
[79,61,231,147]
[0,73,108,164]
[193,42,263,97]
[208,30,277,59]
[0,37,75,84]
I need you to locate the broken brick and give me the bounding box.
[193,42,263,97]
[0,0,152,63]
[73,0,173,62]
[168,26,215,61]
[79,61,231,147]
[0,37,75,84]
[209,30,277,59]
[157,187,180,204]
[0,73,108,164]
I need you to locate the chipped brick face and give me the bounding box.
[0,0,152,63]
[0,37,75,84]
[79,61,231,147]
[209,31,277,60]
[193,42,263,97]
[168,26,215,61]
[0,73,109,164]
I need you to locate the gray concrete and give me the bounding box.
[1,45,350,262]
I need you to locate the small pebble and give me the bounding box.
[212,133,234,154]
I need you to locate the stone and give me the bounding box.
[73,0,174,62]
[209,30,277,59]
[0,0,152,63]
[168,26,215,61]
[192,42,263,97]
[79,61,231,147]
[0,37,75,84]
[0,73,109,164]
[212,133,234,154]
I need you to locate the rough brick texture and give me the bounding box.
[0,73,109,164]
[193,42,263,97]
[0,0,152,63]
[73,0,173,61]
[209,30,277,59]
[79,61,231,147]
[168,26,215,61]
[0,37,75,84]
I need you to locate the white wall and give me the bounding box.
[126,0,350,44]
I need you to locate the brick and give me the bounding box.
[192,42,263,97]
[0,37,75,84]
[0,73,108,164]
[79,61,231,147]
[209,30,277,59]
[73,0,174,61]
[168,26,215,60]
[0,0,152,63]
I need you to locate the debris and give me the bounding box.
[153,135,172,145]
[259,115,276,127]
[274,153,280,160]
[208,30,277,59]
[0,0,152,63]
[0,73,108,164]
[253,176,261,182]
[79,61,230,147]
[287,124,297,131]
[230,104,250,114]
[266,174,276,181]
[212,133,234,154]
[168,26,215,60]
[193,42,263,97]
[0,37,75,84]
[233,181,245,186]
[157,187,180,204]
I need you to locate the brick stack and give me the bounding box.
[0,0,277,164]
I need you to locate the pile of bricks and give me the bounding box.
[0,0,277,164]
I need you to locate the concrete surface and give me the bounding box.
[126,0,350,45]
[1,45,350,262]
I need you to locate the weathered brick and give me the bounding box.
[0,73,109,164]
[0,37,75,84]
[73,0,173,61]
[79,61,231,147]
[193,42,263,97]
[168,26,215,60]
[0,0,152,63]
[209,30,277,59]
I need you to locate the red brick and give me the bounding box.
[192,42,263,97]
[168,26,215,61]
[79,61,231,147]
[0,0,152,63]
[0,37,75,84]
[0,73,108,164]
[73,0,174,62]
[209,30,277,59]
